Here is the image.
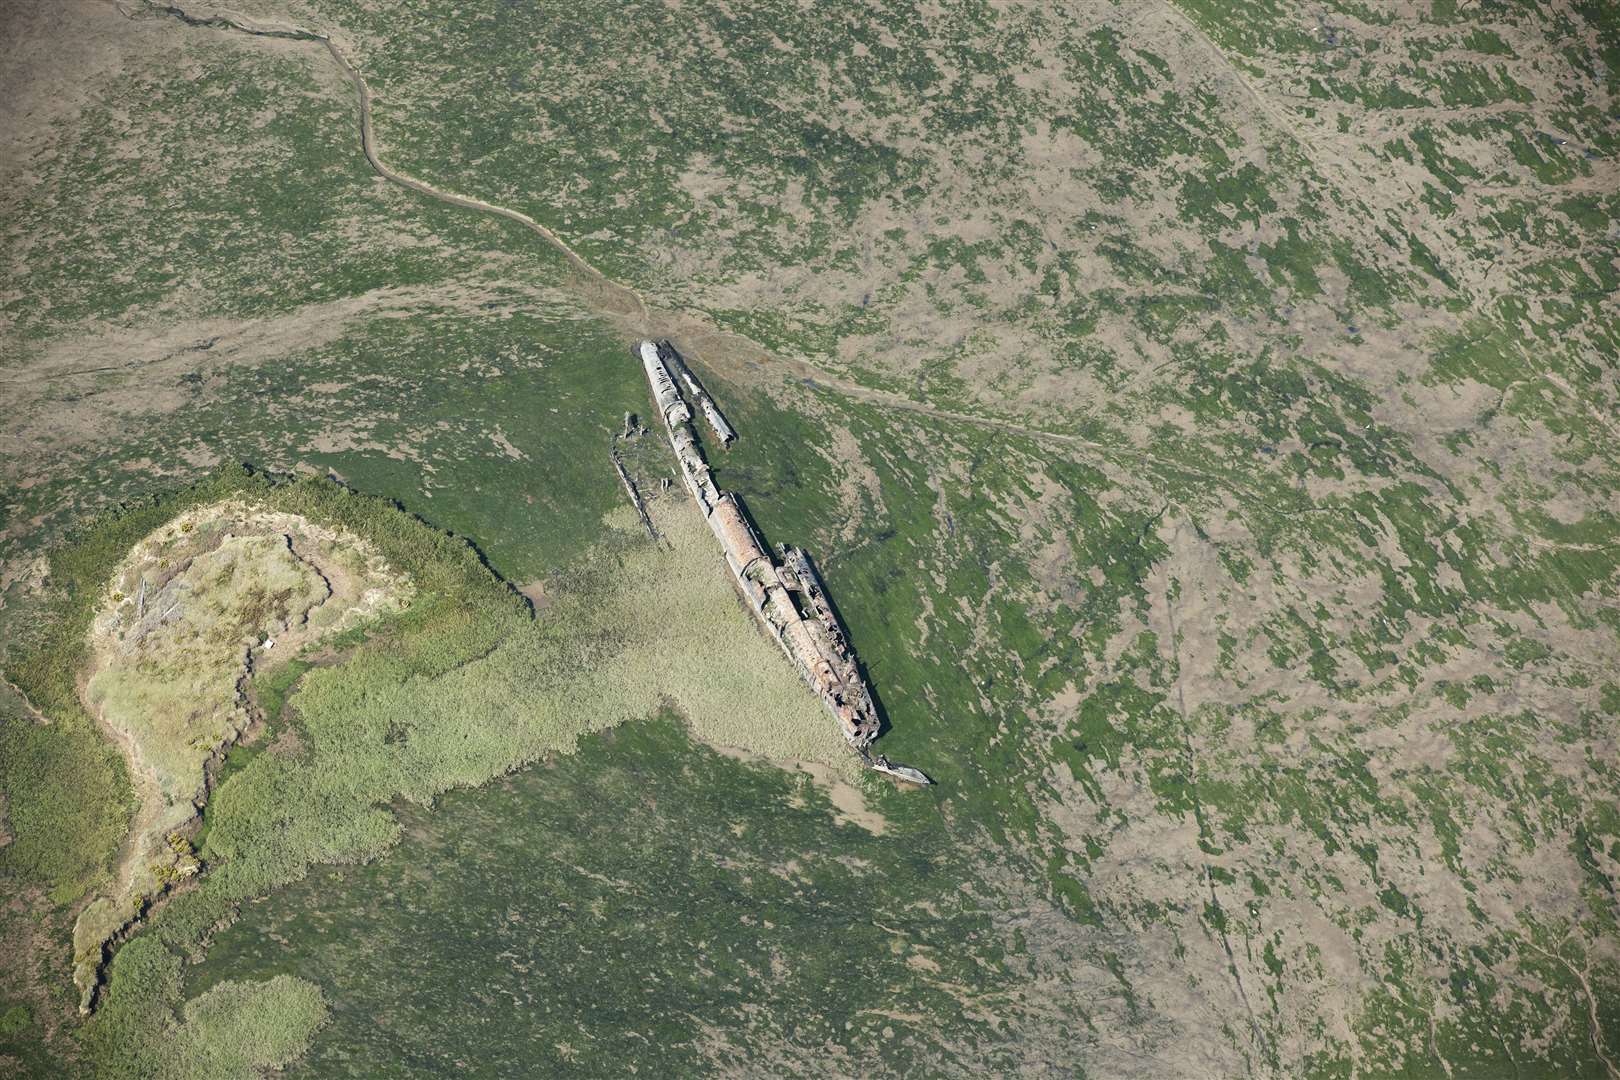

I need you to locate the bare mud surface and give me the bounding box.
[2,0,1616,1076]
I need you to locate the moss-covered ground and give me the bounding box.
[1,0,1617,1076]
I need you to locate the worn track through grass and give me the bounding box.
[122,0,1370,522]
[129,0,1620,566]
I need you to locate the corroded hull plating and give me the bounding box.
[639,341,884,752]
[657,341,736,445]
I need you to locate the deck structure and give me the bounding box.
[656,340,736,445]
[638,340,893,755]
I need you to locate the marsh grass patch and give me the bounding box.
[10,466,861,1073]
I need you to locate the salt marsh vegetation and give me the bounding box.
[9,465,855,1072]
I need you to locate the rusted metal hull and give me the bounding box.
[869,755,932,785]
[657,340,735,445]
[638,340,881,752]
[610,450,657,541]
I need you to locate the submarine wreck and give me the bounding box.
[638,340,930,785]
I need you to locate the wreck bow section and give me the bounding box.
[638,340,881,752]
[657,340,735,445]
